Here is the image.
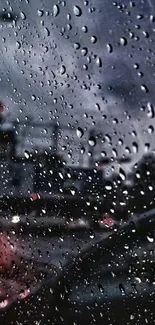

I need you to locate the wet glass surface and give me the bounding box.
[0,0,155,324]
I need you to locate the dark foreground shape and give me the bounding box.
[1,211,155,324]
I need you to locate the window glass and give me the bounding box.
[0,1,155,324]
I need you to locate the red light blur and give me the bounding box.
[19,288,30,300]
[0,299,8,309]
[30,192,38,201]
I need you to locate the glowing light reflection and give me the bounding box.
[12,215,20,223]
[0,299,8,308]
[19,288,30,300]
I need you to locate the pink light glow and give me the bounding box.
[98,213,115,227]
[0,299,8,308]
[0,232,20,271]
[19,288,30,300]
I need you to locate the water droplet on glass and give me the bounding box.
[44,27,50,36]
[71,189,76,196]
[141,84,148,93]
[31,95,36,101]
[147,102,154,118]
[20,12,26,20]
[16,41,21,49]
[120,37,127,46]
[132,142,138,154]
[106,43,113,53]
[96,57,102,67]
[112,148,117,158]
[76,127,84,138]
[105,134,111,143]
[145,143,150,152]
[119,283,126,295]
[73,5,82,16]
[84,0,89,5]
[137,14,144,20]
[82,25,88,33]
[81,47,88,56]
[105,182,112,191]
[24,150,30,159]
[136,171,141,179]
[91,36,97,43]
[60,65,66,75]
[95,103,101,111]
[37,9,44,17]
[59,172,64,179]
[148,125,154,134]
[147,235,154,243]
[89,230,95,239]
[74,42,80,49]
[88,137,96,147]
[135,277,141,284]
[119,168,126,181]
[53,4,59,17]
[150,15,155,22]
[98,284,104,294]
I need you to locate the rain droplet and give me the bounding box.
[131,283,138,294]
[136,171,141,179]
[44,27,50,36]
[53,4,59,17]
[60,65,66,75]
[24,150,30,159]
[76,127,84,138]
[82,26,88,33]
[88,137,96,147]
[89,230,95,239]
[20,12,26,20]
[150,15,155,22]
[145,143,150,152]
[135,277,141,284]
[74,42,80,49]
[119,283,126,295]
[91,36,97,43]
[148,125,154,134]
[147,235,154,243]
[31,95,36,101]
[137,14,144,20]
[71,189,76,196]
[98,284,104,294]
[141,84,148,93]
[112,148,117,158]
[119,168,126,181]
[96,57,102,67]
[95,103,100,111]
[105,134,111,143]
[120,37,127,46]
[59,172,64,179]
[147,102,154,118]
[81,47,88,56]
[106,43,113,53]
[132,142,138,154]
[16,41,21,49]
[105,182,112,191]
[37,9,44,17]
[73,5,82,16]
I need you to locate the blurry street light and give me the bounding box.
[12,215,20,223]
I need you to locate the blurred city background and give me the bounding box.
[0,1,155,323]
